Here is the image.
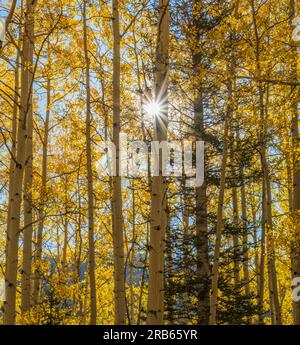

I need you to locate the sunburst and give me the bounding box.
[143,79,168,133]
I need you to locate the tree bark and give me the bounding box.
[182,179,190,322]
[129,180,136,324]
[147,0,169,325]
[32,46,50,307]
[290,0,300,326]
[208,93,231,325]
[193,82,210,324]
[240,175,250,296]
[6,41,20,270]
[4,0,36,325]
[21,9,36,311]
[83,0,97,325]
[231,141,241,289]
[250,0,281,324]
[112,0,126,325]
[258,181,266,324]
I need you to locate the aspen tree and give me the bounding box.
[61,189,69,270]
[182,178,190,321]
[236,128,250,296]
[112,0,126,325]
[83,0,97,325]
[21,79,33,312]
[147,0,169,325]
[258,183,266,324]
[251,202,260,311]
[231,139,241,288]
[209,80,232,325]
[137,225,149,325]
[165,217,175,323]
[240,174,250,296]
[261,54,282,327]
[6,38,20,270]
[190,0,210,324]
[73,175,83,315]
[194,82,210,324]
[129,180,136,324]
[21,4,35,311]
[4,0,37,325]
[179,113,190,321]
[32,44,51,307]
[209,19,238,323]
[290,0,300,325]
[5,0,21,218]
[250,0,281,325]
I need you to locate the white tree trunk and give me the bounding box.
[147,0,169,325]
[112,0,126,325]
[83,0,97,325]
[4,0,36,325]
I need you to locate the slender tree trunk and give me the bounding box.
[232,186,241,288]
[165,217,175,324]
[290,0,300,325]
[190,1,211,323]
[240,175,250,296]
[250,0,281,324]
[193,82,210,324]
[258,181,266,324]
[261,143,281,325]
[6,44,20,267]
[73,176,83,316]
[238,125,250,296]
[208,112,230,325]
[231,140,241,288]
[21,86,33,313]
[62,204,68,269]
[32,49,50,307]
[74,175,82,314]
[209,74,233,325]
[82,275,89,325]
[137,224,149,325]
[129,180,136,324]
[4,0,36,325]
[251,203,260,312]
[182,179,190,321]
[147,0,169,325]
[112,0,126,325]
[83,0,97,325]
[22,9,36,311]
